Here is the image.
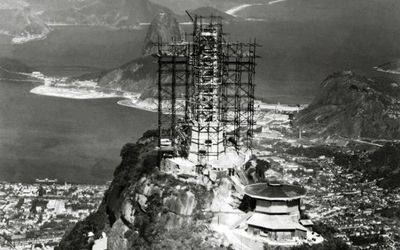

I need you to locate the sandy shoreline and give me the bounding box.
[28,72,303,115]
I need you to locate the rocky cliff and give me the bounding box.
[57,131,223,249]
[73,11,184,97]
[142,12,184,56]
[294,71,400,140]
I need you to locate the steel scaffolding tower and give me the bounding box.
[156,15,257,164]
[157,43,191,158]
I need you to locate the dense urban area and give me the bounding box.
[0,107,399,249]
[0,181,107,249]
[252,106,400,249]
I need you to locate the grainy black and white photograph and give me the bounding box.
[0,0,399,249]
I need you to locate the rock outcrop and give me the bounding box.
[57,131,221,250]
[72,12,184,97]
[142,12,184,56]
[294,71,400,140]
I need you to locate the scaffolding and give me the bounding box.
[156,15,257,164]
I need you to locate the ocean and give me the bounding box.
[0,78,156,184]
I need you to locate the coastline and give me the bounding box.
[28,73,159,112]
[28,72,304,115]
[30,85,122,100]
[374,67,400,75]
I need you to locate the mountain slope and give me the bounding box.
[57,132,219,249]
[76,55,157,95]
[294,71,400,140]
[142,12,184,55]
[73,12,184,96]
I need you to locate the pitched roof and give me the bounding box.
[244,183,306,201]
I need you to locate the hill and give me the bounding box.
[228,0,400,103]
[294,71,400,140]
[72,12,184,96]
[75,55,157,96]
[142,12,185,55]
[57,132,220,249]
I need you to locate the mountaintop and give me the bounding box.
[142,12,185,56]
[294,70,400,140]
[57,131,224,249]
[72,11,184,97]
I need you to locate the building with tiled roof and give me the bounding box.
[243,182,312,243]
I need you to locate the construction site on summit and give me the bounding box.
[154,14,323,248]
[156,14,256,172]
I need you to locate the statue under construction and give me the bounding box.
[156,15,257,167]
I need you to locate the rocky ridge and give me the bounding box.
[142,12,185,56]
[57,131,228,249]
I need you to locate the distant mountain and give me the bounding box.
[76,56,157,95]
[73,12,185,96]
[294,71,400,140]
[187,7,238,22]
[376,60,400,75]
[143,12,185,56]
[38,0,175,28]
[0,1,50,42]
